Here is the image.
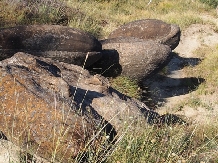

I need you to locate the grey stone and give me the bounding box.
[100,37,172,82]
[0,25,102,67]
[108,19,180,50]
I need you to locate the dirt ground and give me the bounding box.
[143,14,218,124]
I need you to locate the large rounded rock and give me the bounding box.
[0,53,113,162]
[108,19,180,50]
[0,25,102,67]
[0,52,164,161]
[101,37,172,82]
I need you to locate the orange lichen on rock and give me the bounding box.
[0,70,95,161]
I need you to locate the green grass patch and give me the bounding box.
[173,45,218,112]
[110,76,141,99]
[191,45,218,95]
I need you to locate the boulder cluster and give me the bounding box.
[0,19,181,162]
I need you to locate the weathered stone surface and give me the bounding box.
[0,25,102,67]
[100,37,172,82]
[0,53,113,161]
[0,50,102,68]
[0,52,163,161]
[108,19,180,50]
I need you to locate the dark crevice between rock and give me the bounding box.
[0,131,7,140]
[86,49,122,77]
[36,59,61,77]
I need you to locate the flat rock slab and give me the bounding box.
[0,25,102,66]
[108,19,180,50]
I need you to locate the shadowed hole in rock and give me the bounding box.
[86,49,122,77]
[0,131,7,140]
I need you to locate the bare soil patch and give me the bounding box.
[143,15,218,124]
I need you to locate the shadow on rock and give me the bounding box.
[108,87,187,126]
[68,86,118,143]
[70,86,105,118]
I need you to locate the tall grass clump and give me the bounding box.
[66,0,216,38]
[196,45,218,95]
[0,0,72,27]
[0,0,24,27]
[1,0,216,37]
[107,123,218,163]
